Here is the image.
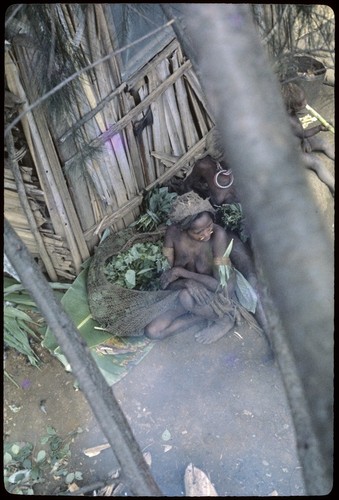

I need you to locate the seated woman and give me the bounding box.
[144,191,266,344]
[281,82,334,195]
[184,130,239,208]
[183,130,249,243]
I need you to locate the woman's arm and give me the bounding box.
[302,123,327,139]
[162,226,177,267]
[290,115,326,140]
[161,266,219,292]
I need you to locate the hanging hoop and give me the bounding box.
[214,170,234,189]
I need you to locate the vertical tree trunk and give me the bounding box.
[163,3,333,494]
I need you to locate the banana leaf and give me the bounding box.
[4,277,69,309]
[234,270,258,313]
[42,261,154,385]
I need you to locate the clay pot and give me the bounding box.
[278,54,327,103]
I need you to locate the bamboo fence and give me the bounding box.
[4,4,215,281]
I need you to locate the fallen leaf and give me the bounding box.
[161,429,171,441]
[83,443,111,457]
[163,445,172,452]
[67,483,79,493]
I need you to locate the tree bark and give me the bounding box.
[163,3,333,494]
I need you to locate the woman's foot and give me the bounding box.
[195,316,234,344]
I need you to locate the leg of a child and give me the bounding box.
[307,135,334,160]
[302,152,334,195]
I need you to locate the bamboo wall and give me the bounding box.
[4,4,215,281]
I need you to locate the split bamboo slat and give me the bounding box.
[58,83,126,144]
[5,165,32,184]
[172,50,199,150]
[4,207,43,230]
[84,194,144,240]
[34,111,90,262]
[137,83,157,185]
[127,38,179,90]
[63,3,119,227]
[14,229,39,255]
[184,68,215,133]
[26,108,87,273]
[148,70,166,178]
[147,129,215,191]
[121,91,146,192]
[101,4,141,227]
[4,176,45,200]
[5,132,58,281]
[156,59,186,156]
[63,167,97,237]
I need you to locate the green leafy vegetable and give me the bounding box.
[218,239,234,288]
[104,242,170,291]
[219,203,248,242]
[131,186,177,232]
[234,270,258,313]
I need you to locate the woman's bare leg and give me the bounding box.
[144,296,206,340]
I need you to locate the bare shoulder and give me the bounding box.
[164,224,180,246]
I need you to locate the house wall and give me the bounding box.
[5,4,215,281]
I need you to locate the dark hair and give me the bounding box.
[281,82,306,112]
[178,211,215,231]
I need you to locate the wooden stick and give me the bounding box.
[305,104,334,133]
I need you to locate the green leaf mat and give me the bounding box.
[42,262,154,385]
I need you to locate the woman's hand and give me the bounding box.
[160,267,188,289]
[184,279,212,305]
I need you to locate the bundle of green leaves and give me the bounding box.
[131,186,177,232]
[219,203,248,242]
[104,242,170,291]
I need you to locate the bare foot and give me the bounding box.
[195,317,234,344]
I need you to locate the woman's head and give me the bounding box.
[185,212,215,241]
[169,191,215,230]
[281,82,307,113]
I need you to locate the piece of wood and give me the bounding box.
[127,38,179,90]
[146,130,215,191]
[157,59,186,156]
[184,463,218,496]
[172,50,199,150]
[5,131,58,281]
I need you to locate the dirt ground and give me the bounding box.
[3,83,333,496]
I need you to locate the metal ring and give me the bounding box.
[214,170,234,189]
